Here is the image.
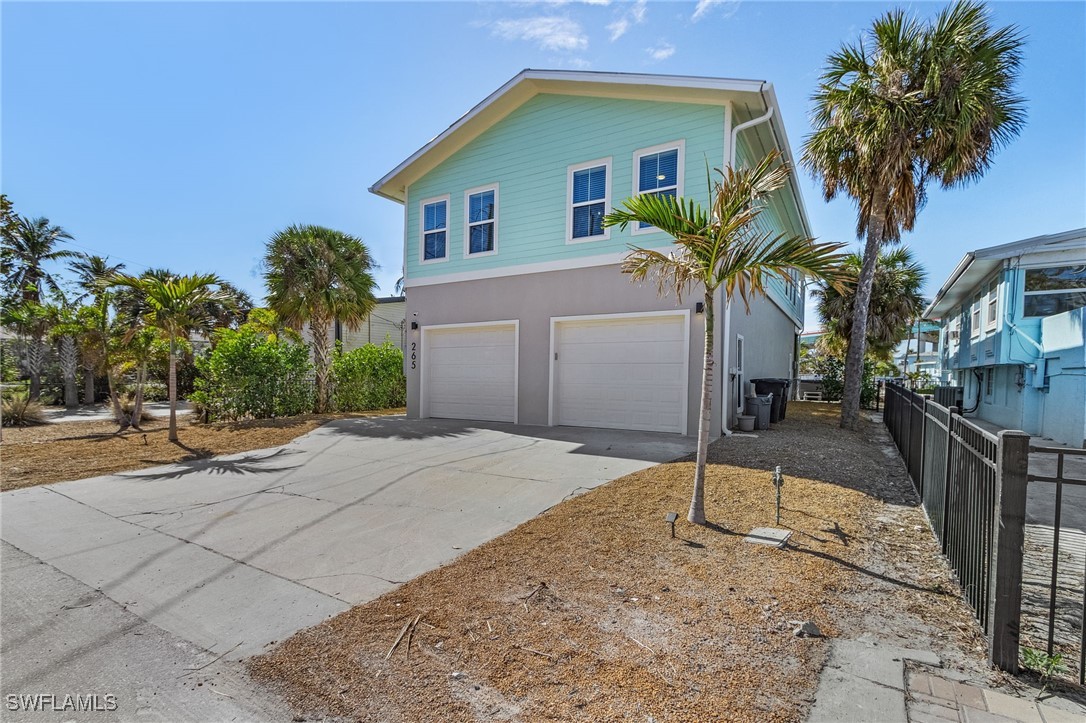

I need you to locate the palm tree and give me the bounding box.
[802,0,1025,429]
[1,216,78,304]
[603,152,847,524]
[814,247,927,362]
[264,225,378,413]
[69,255,126,406]
[1,302,50,400]
[110,273,230,441]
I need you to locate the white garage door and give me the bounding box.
[424,323,517,423]
[554,313,687,433]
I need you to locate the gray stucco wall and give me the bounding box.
[405,264,718,437]
[727,296,800,429]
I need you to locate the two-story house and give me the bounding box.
[924,228,1086,447]
[370,70,812,437]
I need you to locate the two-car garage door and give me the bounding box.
[421,313,687,434]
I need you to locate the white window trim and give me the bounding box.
[970,297,981,339]
[463,183,499,258]
[418,194,450,265]
[985,284,999,331]
[1021,263,1086,318]
[566,157,612,245]
[631,140,685,237]
[735,333,745,414]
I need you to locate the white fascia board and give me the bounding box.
[369,69,769,203]
[762,83,815,240]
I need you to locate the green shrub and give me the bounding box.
[192,327,314,421]
[2,391,47,426]
[332,342,406,412]
[809,353,878,408]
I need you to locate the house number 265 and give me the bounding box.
[410,342,417,370]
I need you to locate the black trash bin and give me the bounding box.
[753,379,788,423]
[744,394,772,431]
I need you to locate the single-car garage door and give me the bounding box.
[423,323,517,423]
[553,313,688,434]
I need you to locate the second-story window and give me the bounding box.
[970,293,981,338]
[985,280,998,329]
[633,141,684,232]
[568,159,610,242]
[466,186,497,256]
[421,197,449,263]
[1024,265,1086,317]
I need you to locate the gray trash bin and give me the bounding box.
[753,379,788,422]
[745,394,772,431]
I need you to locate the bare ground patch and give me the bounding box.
[0,409,405,490]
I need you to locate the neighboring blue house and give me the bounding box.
[370,70,812,437]
[924,228,1086,448]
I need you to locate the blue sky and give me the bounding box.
[4,1,1084,330]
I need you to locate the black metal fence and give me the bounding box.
[1025,445,1086,685]
[883,382,1028,673]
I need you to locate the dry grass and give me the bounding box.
[0,409,405,491]
[249,403,985,722]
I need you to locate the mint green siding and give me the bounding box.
[734,134,805,324]
[405,94,725,279]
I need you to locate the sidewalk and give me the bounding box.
[42,401,191,424]
[907,666,1083,723]
[807,637,1086,723]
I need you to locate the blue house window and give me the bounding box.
[568,159,610,242]
[1024,265,1086,317]
[466,186,497,255]
[421,197,448,262]
[633,142,684,232]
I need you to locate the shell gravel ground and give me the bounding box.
[0,408,406,490]
[249,403,989,722]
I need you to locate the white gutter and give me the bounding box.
[923,252,975,319]
[729,104,774,166]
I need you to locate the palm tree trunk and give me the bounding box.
[60,335,79,408]
[168,338,178,442]
[106,366,128,430]
[840,198,888,430]
[26,334,45,401]
[83,361,95,404]
[689,291,714,525]
[131,362,146,430]
[310,316,333,413]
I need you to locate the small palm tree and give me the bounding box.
[264,225,378,413]
[802,0,1025,430]
[110,273,230,441]
[814,247,927,362]
[69,254,125,304]
[603,152,847,524]
[1,216,77,304]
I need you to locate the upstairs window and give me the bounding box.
[970,293,982,338]
[633,141,684,233]
[465,186,497,256]
[568,159,610,243]
[420,197,448,263]
[985,280,998,329]
[1024,265,1086,317]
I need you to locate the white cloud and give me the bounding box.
[692,0,740,23]
[491,16,589,51]
[606,0,647,41]
[647,42,675,61]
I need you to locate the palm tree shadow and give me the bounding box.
[122,447,303,481]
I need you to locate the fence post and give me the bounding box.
[940,406,958,551]
[987,429,1029,673]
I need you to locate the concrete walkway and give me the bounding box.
[43,401,192,424]
[2,417,693,718]
[907,668,1083,723]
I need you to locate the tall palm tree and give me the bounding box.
[264,224,378,413]
[69,254,125,303]
[802,0,1025,429]
[1,216,77,304]
[69,255,126,406]
[814,246,927,362]
[110,273,230,441]
[1,302,50,400]
[603,152,847,525]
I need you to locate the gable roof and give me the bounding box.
[924,228,1086,319]
[369,70,805,233]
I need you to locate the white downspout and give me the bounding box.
[721,97,775,433]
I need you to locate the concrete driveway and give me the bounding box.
[2,415,692,717]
